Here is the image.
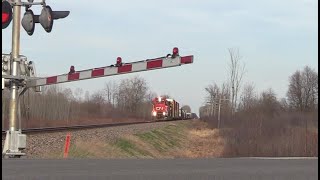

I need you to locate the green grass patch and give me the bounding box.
[114,139,152,157]
[136,124,186,152]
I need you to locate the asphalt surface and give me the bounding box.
[2,158,318,180]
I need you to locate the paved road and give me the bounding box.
[2,158,318,180]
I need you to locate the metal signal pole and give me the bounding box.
[2,0,27,158]
[9,0,21,133]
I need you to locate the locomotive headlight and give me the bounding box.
[152,111,157,116]
[163,112,166,116]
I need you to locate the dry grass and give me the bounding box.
[44,139,123,159]
[176,121,226,158]
[175,120,318,158]
[39,120,318,159]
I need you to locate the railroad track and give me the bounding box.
[2,118,192,134]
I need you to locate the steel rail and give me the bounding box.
[2,118,192,134]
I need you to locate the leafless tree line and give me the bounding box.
[287,66,318,112]
[199,48,318,156]
[2,76,159,129]
[228,48,246,115]
[200,48,318,126]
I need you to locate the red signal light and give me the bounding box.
[171,47,179,58]
[116,57,123,67]
[2,1,13,29]
[69,66,75,74]
[117,57,122,64]
[173,47,179,56]
[2,13,9,23]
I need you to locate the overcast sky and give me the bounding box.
[2,0,318,113]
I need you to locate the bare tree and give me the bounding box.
[84,91,90,102]
[104,81,117,106]
[228,48,246,115]
[239,82,257,112]
[260,88,279,116]
[221,82,231,100]
[74,88,83,102]
[146,91,157,102]
[287,66,318,112]
[117,76,149,115]
[205,83,220,116]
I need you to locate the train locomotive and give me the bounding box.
[151,96,187,120]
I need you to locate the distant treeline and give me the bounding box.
[2,76,159,129]
[200,65,318,157]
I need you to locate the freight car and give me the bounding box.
[151,96,187,120]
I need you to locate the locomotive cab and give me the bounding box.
[151,97,168,119]
[151,96,180,120]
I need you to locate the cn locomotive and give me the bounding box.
[151,96,188,120]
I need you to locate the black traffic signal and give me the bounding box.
[21,5,69,35]
[2,1,12,29]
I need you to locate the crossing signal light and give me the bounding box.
[172,47,179,58]
[2,1,12,29]
[21,5,70,35]
[38,5,70,33]
[68,65,75,74]
[116,57,123,67]
[39,5,54,33]
[21,10,35,35]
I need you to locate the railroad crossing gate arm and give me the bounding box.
[25,55,194,88]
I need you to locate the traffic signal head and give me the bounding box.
[2,1,12,29]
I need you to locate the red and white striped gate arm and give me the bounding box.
[26,54,193,88]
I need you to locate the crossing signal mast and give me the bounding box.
[2,0,70,158]
[2,0,194,158]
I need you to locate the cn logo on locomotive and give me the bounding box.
[155,107,164,110]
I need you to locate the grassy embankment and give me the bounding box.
[47,121,189,159]
[46,120,318,158]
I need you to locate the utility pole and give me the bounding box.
[217,95,229,129]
